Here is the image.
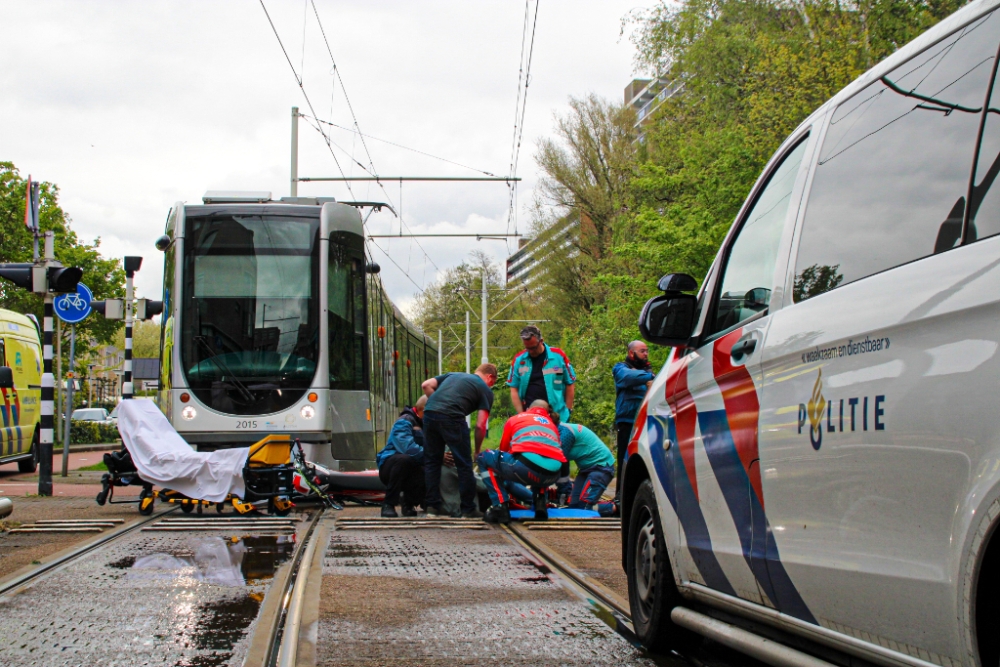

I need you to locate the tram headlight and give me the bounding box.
[181,406,197,421]
[300,405,316,420]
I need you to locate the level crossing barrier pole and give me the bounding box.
[39,296,54,496]
[61,325,75,477]
[122,256,142,400]
[481,273,488,364]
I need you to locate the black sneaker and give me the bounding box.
[400,503,418,517]
[461,509,484,519]
[484,504,510,525]
[426,505,449,517]
[380,503,398,518]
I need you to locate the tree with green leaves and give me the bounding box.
[0,163,125,374]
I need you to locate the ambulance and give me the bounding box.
[623,2,1000,666]
[0,309,42,472]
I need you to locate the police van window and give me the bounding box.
[967,39,1000,243]
[708,138,808,337]
[794,11,1000,301]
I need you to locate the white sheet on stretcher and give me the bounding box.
[117,400,249,503]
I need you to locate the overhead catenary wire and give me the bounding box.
[504,0,541,252]
[258,0,356,200]
[308,0,442,284]
[302,115,501,177]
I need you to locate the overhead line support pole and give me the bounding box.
[438,330,443,375]
[481,272,488,365]
[291,106,299,197]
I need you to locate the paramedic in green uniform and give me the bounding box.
[507,325,576,423]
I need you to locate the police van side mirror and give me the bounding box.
[0,367,15,389]
[639,294,697,347]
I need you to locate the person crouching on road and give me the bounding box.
[376,395,428,518]
[478,399,567,524]
[548,408,617,516]
[420,363,498,518]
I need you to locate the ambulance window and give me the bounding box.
[795,11,1000,301]
[708,138,808,337]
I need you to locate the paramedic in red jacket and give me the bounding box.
[476,399,567,524]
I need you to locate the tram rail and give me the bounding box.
[0,505,178,598]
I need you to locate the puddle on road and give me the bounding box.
[108,535,295,584]
[103,535,296,666]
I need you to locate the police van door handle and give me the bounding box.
[731,337,757,361]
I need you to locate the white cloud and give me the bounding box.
[1,0,651,303]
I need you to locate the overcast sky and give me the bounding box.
[1,0,653,313]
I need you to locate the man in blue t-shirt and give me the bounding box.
[420,363,498,517]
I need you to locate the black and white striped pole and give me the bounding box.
[122,257,142,401]
[38,232,56,496]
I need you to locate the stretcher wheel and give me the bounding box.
[216,502,227,514]
[269,497,293,517]
[138,489,155,516]
[180,503,194,514]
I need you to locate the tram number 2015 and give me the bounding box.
[235,420,258,429]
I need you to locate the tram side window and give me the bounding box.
[328,245,367,390]
[394,320,405,407]
[409,332,421,406]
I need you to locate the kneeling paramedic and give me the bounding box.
[549,409,617,516]
[477,399,566,524]
[376,395,427,518]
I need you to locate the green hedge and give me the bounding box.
[70,421,120,445]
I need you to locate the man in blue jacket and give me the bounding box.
[376,395,427,518]
[613,341,655,503]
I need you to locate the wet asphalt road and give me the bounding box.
[0,516,304,666]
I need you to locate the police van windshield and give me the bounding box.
[180,211,320,415]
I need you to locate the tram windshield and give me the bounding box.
[180,212,320,415]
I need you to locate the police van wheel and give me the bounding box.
[627,479,690,653]
[17,431,38,473]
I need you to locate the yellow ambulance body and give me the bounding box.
[0,310,42,472]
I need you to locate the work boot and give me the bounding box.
[380,503,398,518]
[461,508,484,519]
[533,490,549,521]
[484,504,511,525]
[400,503,418,517]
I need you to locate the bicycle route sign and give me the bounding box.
[54,283,92,324]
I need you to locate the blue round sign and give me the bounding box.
[54,283,92,324]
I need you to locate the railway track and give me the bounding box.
[0,505,178,598]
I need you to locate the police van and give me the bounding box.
[0,309,41,473]
[623,1,1000,665]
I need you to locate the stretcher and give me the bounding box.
[96,400,339,515]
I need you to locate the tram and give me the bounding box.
[155,192,436,471]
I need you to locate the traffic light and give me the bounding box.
[136,299,163,320]
[46,266,83,293]
[0,264,34,290]
[92,300,124,320]
[0,262,82,294]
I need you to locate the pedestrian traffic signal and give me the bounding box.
[0,262,82,294]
